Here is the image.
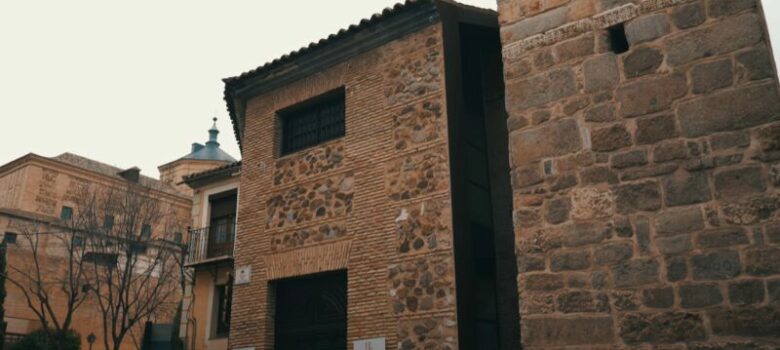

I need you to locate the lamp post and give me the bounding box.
[87,333,96,350]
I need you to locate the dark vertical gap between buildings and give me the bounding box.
[448,21,520,349]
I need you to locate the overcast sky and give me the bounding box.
[1,1,779,178]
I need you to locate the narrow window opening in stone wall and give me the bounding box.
[607,23,630,54]
[272,270,347,350]
[279,88,345,155]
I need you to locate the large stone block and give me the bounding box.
[708,306,780,337]
[510,119,582,165]
[691,59,733,94]
[612,149,648,169]
[636,114,678,145]
[613,258,659,287]
[642,287,674,309]
[744,247,780,276]
[502,5,568,41]
[721,195,778,225]
[523,316,615,346]
[556,291,609,313]
[594,242,633,266]
[625,13,671,45]
[562,222,611,247]
[614,181,662,214]
[708,0,757,18]
[618,75,687,117]
[729,280,765,305]
[663,170,711,207]
[657,234,693,255]
[591,124,633,152]
[507,68,576,111]
[737,47,775,81]
[714,166,766,200]
[623,46,664,78]
[696,227,749,249]
[666,13,763,66]
[691,250,742,280]
[678,82,780,137]
[522,273,565,291]
[672,2,706,29]
[655,206,705,236]
[619,312,707,344]
[680,283,724,308]
[584,54,619,92]
[551,249,590,271]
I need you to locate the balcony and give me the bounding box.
[186,221,235,267]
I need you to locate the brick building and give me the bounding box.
[0,152,192,349]
[0,121,237,349]
[221,0,780,349]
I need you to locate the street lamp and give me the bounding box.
[87,333,96,350]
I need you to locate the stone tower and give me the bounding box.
[497,0,780,347]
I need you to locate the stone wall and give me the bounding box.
[230,23,457,350]
[498,0,780,348]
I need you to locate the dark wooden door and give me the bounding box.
[275,271,347,350]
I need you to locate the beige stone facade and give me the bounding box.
[0,153,192,349]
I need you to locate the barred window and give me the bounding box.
[280,88,345,155]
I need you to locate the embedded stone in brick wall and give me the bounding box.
[395,199,452,254]
[393,99,445,151]
[384,26,442,106]
[270,221,347,251]
[273,142,345,186]
[266,172,354,229]
[386,147,449,201]
[388,255,456,315]
[397,317,457,350]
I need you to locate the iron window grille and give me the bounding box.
[280,88,345,155]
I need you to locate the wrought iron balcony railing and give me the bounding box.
[186,221,235,265]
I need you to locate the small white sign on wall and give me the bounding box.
[234,265,252,285]
[354,337,385,350]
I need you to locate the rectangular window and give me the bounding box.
[129,242,147,255]
[60,206,73,220]
[3,232,17,244]
[73,235,85,247]
[214,284,232,338]
[104,215,115,231]
[141,224,152,238]
[84,252,118,268]
[280,88,345,155]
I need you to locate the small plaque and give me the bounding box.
[354,337,385,350]
[234,266,252,285]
